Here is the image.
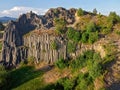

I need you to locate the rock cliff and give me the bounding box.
[23,30,67,64]
[0,7,77,66]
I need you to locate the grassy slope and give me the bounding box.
[5,66,45,90]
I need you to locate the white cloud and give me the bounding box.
[0,6,48,17]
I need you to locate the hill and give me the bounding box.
[0,7,120,90]
[0,16,16,23]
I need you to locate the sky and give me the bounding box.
[0,0,120,17]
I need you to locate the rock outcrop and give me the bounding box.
[23,30,67,64]
[0,8,76,66]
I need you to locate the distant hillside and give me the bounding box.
[0,16,16,23]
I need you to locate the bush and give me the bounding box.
[67,41,76,53]
[88,61,102,79]
[88,31,98,44]
[85,52,103,79]
[58,78,75,90]
[86,22,97,32]
[54,18,67,34]
[102,27,112,34]
[81,32,89,43]
[73,31,81,42]
[70,50,95,69]
[66,27,75,40]
[107,12,120,24]
[67,27,81,42]
[76,73,93,90]
[83,50,94,59]
[0,65,8,87]
[77,8,84,16]
[81,22,99,44]
[55,58,67,69]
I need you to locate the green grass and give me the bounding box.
[13,77,44,90]
[4,66,44,90]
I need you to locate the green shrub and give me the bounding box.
[55,58,67,69]
[83,50,94,59]
[81,32,89,43]
[73,31,81,42]
[107,12,120,24]
[115,30,120,35]
[88,31,98,44]
[84,51,103,79]
[54,18,67,34]
[70,50,95,69]
[66,27,75,40]
[67,27,81,42]
[58,78,75,90]
[70,56,85,69]
[76,73,93,90]
[86,22,97,32]
[102,28,112,34]
[67,41,76,53]
[77,8,84,16]
[81,22,99,44]
[88,61,102,79]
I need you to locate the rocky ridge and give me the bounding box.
[0,7,76,66]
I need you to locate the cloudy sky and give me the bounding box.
[0,0,120,17]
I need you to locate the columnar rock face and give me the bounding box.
[23,30,67,64]
[1,12,42,66]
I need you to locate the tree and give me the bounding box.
[66,27,75,40]
[54,18,67,34]
[77,8,84,16]
[108,12,120,24]
[93,8,97,14]
[86,22,97,32]
[81,32,89,43]
[67,27,81,42]
[88,31,98,44]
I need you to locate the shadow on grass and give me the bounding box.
[5,66,43,90]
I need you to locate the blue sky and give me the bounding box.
[0,0,120,17]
